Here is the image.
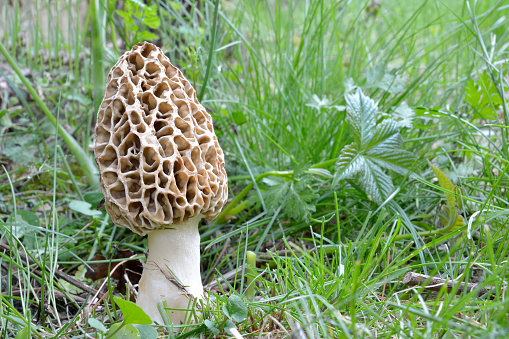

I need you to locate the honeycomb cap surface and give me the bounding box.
[94,42,228,235]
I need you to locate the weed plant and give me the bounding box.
[0,0,509,337]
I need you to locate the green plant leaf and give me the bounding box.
[113,297,152,325]
[128,0,146,7]
[392,103,415,128]
[264,175,318,221]
[108,323,140,338]
[143,6,161,28]
[438,206,465,230]
[335,91,417,203]
[359,159,395,204]
[430,165,456,211]
[204,319,220,335]
[232,111,247,125]
[17,210,40,227]
[14,326,30,339]
[88,318,107,333]
[334,143,364,184]
[345,89,377,148]
[134,325,158,339]
[366,63,406,94]
[137,31,159,42]
[223,319,237,335]
[464,72,504,119]
[69,200,102,218]
[227,295,248,323]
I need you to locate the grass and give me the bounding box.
[1,0,509,337]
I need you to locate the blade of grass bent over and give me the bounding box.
[0,40,99,188]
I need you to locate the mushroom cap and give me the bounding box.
[94,42,228,235]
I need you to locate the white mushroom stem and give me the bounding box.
[137,215,203,325]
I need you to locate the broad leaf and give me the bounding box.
[366,119,402,150]
[359,160,395,204]
[204,320,220,335]
[366,149,416,177]
[334,90,417,204]
[108,323,140,339]
[227,295,248,323]
[345,89,377,148]
[113,297,152,325]
[69,200,102,218]
[224,319,238,335]
[14,327,30,339]
[334,143,364,184]
[88,318,107,333]
[134,325,158,339]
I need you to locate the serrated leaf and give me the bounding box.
[264,181,290,213]
[286,176,319,221]
[306,94,331,110]
[136,31,158,42]
[334,90,417,204]
[392,103,415,128]
[345,89,377,148]
[264,175,318,221]
[144,6,161,28]
[359,159,395,204]
[344,77,357,93]
[228,295,248,322]
[366,119,402,150]
[366,148,416,177]
[113,297,152,325]
[464,72,504,119]
[377,73,406,94]
[334,143,364,184]
[465,78,481,109]
[431,165,456,211]
[366,63,386,85]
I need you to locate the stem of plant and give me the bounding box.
[246,251,256,300]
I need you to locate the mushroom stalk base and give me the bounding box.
[137,216,203,325]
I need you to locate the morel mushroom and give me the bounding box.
[94,42,228,324]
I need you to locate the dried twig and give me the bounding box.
[4,287,86,303]
[205,264,246,291]
[401,272,495,297]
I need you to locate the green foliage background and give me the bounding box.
[1,0,509,337]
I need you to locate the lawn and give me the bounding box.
[1,0,509,337]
